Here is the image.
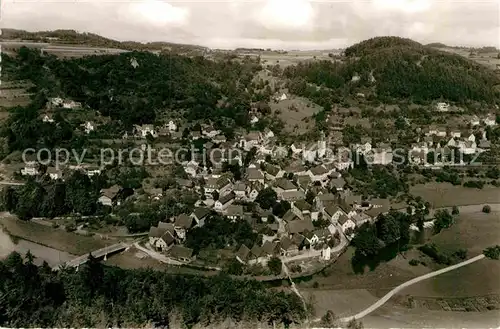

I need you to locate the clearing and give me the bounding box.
[410,182,500,208]
[0,216,108,255]
[270,95,323,134]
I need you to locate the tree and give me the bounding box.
[433,209,454,234]
[347,319,364,329]
[320,310,337,327]
[255,187,277,210]
[451,205,459,215]
[267,257,282,275]
[223,259,244,275]
[272,200,290,218]
[305,190,315,204]
[482,205,491,213]
[483,245,500,259]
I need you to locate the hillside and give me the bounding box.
[0,28,207,55]
[284,36,500,106]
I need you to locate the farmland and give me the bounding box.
[410,183,500,208]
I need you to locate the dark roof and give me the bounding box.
[176,178,193,187]
[226,205,244,217]
[158,221,175,233]
[287,219,314,234]
[169,245,193,259]
[339,202,353,214]
[309,165,329,176]
[261,241,278,256]
[291,233,304,246]
[160,231,175,245]
[148,227,162,238]
[330,178,346,188]
[282,209,299,222]
[264,164,280,176]
[294,200,312,212]
[236,244,251,261]
[218,191,236,205]
[175,214,193,229]
[192,207,211,220]
[101,185,121,199]
[365,207,385,219]
[280,236,295,250]
[275,178,297,191]
[267,223,279,231]
[325,205,341,217]
[250,244,263,258]
[313,228,330,239]
[338,214,351,225]
[247,168,264,180]
[317,193,336,202]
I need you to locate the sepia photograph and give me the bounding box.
[0,0,499,328]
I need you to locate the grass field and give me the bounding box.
[270,95,322,134]
[410,183,500,208]
[0,216,108,255]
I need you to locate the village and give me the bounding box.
[11,94,499,274]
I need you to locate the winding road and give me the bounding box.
[338,254,486,323]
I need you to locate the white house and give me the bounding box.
[250,116,259,125]
[290,143,304,155]
[323,205,346,223]
[273,178,298,198]
[436,102,450,112]
[484,115,497,127]
[47,167,62,180]
[307,165,332,182]
[62,100,81,109]
[470,116,481,126]
[83,121,95,134]
[167,120,177,131]
[214,192,236,211]
[246,168,265,184]
[339,214,356,234]
[136,124,157,138]
[42,115,54,123]
[240,132,261,151]
[321,246,332,261]
[205,176,232,198]
[21,163,39,176]
[278,93,287,101]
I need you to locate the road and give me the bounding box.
[0,181,25,186]
[338,254,486,323]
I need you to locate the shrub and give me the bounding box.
[451,206,459,215]
[312,281,319,288]
[409,259,419,266]
[482,205,492,213]
[483,245,500,259]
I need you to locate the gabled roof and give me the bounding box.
[261,241,279,256]
[236,244,251,261]
[309,165,329,176]
[280,236,295,250]
[281,190,306,201]
[160,231,175,245]
[175,214,193,229]
[218,191,236,205]
[317,193,336,202]
[158,221,175,233]
[169,245,193,259]
[325,204,342,217]
[275,178,297,191]
[226,205,244,217]
[282,209,299,222]
[338,214,351,225]
[287,219,314,234]
[246,168,264,180]
[330,178,346,188]
[192,207,211,220]
[313,228,330,239]
[101,185,121,199]
[294,199,312,212]
[250,244,263,258]
[148,227,162,238]
[264,163,281,176]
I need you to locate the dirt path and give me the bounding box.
[338,254,486,323]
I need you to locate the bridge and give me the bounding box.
[55,242,130,270]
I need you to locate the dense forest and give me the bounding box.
[3,47,263,129]
[284,37,500,105]
[0,252,305,327]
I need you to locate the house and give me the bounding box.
[191,131,202,140]
[167,120,177,132]
[42,114,54,123]
[240,132,261,151]
[135,124,157,138]
[290,143,304,155]
[205,176,232,197]
[321,246,332,261]
[190,207,211,227]
[82,121,95,134]
[235,244,251,264]
[176,178,194,189]
[286,219,314,235]
[478,139,491,149]
[329,178,346,191]
[436,102,450,112]
[184,160,199,178]
[85,167,101,177]
[263,163,285,181]
[296,175,312,192]
[148,225,175,251]
[62,100,81,109]
[279,236,300,256]
[50,97,63,107]
[212,135,227,144]
[312,228,331,244]
[278,93,287,101]
[246,168,265,184]
[21,161,39,176]
[292,200,312,219]
[339,202,357,218]
[484,114,497,127]
[98,185,121,206]
[338,214,356,234]
[46,167,62,180]
[233,182,247,199]
[315,193,337,210]
[226,205,244,220]
[281,190,305,202]
[169,245,193,262]
[366,147,393,165]
[273,178,298,197]
[308,165,331,182]
[202,125,220,138]
[470,115,481,126]
[250,115,259,125]
[284,161,308,176]
[174,214,193,240]
[426,126,447,137]
[323,205,346,223]
[214,192,236,211]
[282,209,301,223]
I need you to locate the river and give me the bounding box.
[0,228,75,267]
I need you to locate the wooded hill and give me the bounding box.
[284,36,500,106]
